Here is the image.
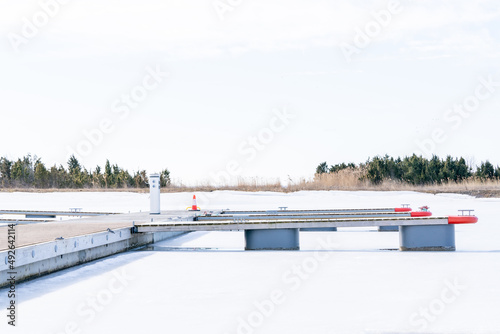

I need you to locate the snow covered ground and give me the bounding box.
[0,191,499,334]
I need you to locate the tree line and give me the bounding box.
[316,155,500,185]
[0,154,170,189]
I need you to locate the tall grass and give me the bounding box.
[288,168,370,191]
[167,177,284,193]
[288,169,500,197]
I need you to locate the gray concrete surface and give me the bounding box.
[244,228,300,250]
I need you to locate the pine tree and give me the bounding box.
[366,157,384,184]
[34,161,49,188]
[67,155,83,188]
[476,161,495,179]
[160,169,171,187]
[133,170,148,188]
[104,160,112,188]
[316,162,328,174]
[0,157,12,186]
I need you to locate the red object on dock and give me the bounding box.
[411,211,433,217]
[448,216,478,224]
[395,208,412,212]
[192,195,198,211]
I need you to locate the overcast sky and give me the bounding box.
[1,0,499,185]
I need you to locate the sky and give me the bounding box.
[1,0,500,185]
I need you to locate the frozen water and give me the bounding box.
[0,191,499,334]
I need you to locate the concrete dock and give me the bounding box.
[137,216,450,232]
[0,210,194,251]
[0,211,196,288]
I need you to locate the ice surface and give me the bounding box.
[0,191,499,334]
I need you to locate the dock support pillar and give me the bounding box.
[379,226,399,232]
[399,225,455,251]
[245,229,299,250]
[300,227,337,232]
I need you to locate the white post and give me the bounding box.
[150,173,160,214]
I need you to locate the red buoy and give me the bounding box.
[448,216,478,224]
[411,211,433,217]
[395,208,412,212]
